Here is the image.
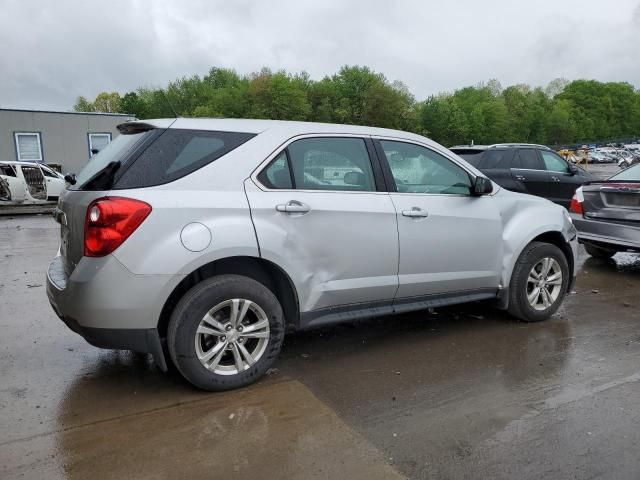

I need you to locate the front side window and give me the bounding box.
[259,137,376,192]
[380,140,472,195]
[14,132,43,162]
[540,150,569,173]
[88,133,112,157]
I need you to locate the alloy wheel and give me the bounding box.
[526,257,563,311]
[195,299,270,375]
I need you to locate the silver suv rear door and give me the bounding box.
[246,135,399,313]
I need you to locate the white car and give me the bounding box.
[0,161,65,204]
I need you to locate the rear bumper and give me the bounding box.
[570,214,640,250]
[56,314,168,371]
[46,254,183,371]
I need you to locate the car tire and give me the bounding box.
[584,244,616,259]
[508,242,570,322]
[168,274,285,391]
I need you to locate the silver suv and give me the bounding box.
[46,119,578,391]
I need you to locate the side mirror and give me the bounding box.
[568,164,578,175]
[473,176,493,196]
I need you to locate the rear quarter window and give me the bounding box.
[114,129,255,189]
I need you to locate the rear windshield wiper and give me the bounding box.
[83,161,121,190]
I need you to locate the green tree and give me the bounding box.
[91,92,122,113]
[71,67,640,146]
[73,96,94,112]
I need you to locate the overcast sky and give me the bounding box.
[1,0,639,111]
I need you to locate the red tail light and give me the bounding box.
[84,197,152,257]
[569,190,583,215]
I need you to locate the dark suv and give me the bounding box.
[450,144,594,208]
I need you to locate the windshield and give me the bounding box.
[609,164,640,181]
[69,130,154,190]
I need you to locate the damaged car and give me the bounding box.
[0,161,65,204]
[47,119,578,391]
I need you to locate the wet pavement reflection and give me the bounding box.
[1,216,639,479]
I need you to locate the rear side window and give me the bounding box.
[258,137,376,192]
[480,149,510,169]
[258,152,293,189]
[114,129,255,189]
[516,149,543,170]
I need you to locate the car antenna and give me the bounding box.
[160,90,180,118]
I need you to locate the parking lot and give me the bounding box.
[1,204,639,479]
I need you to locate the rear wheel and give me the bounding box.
[508,242,569,322]
[584,244,616,259]
[168,275,284,391]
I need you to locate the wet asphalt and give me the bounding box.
[1,189,639,479]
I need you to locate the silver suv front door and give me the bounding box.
[375,139,502,299]
[246,136,399,313]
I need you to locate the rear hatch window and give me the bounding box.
[71,126,255,190]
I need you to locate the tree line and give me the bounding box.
[74,66,640,147]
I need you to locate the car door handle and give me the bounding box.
[515,175,526,181]
[275,201,310,214]
[402,207,429,218]
[551,176,560,182]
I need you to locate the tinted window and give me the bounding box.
[481,149,510,169]
[540,151,569,173]
[450,149,484,166]
[517,149,542,170]
[381,140,472,195]
[115,129,255,189]
[285,137,375,191]
[72,130,153,190]
[258,151,293,189]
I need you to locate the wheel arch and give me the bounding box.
[529,231,574,285]
[500,226,575,305]
[157,256,300,340]
[495,229,576,310]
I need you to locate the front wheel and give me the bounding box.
[508,242,570,322]
[168,275,285,391]
[584,244,616,259]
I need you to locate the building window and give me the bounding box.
[88,133,112,157]
[14,132,43,162]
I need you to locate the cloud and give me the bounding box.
[0,0,638,110]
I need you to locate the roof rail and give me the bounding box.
[488,143,550,149]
